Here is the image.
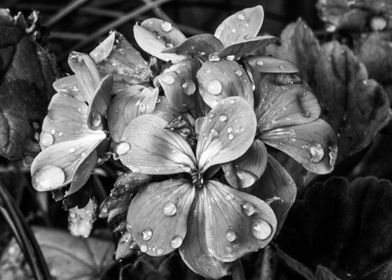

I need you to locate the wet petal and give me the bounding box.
[108,85,158,141]
[214,5,264,46]
[250,155,297,232]
[223,139,267,188]
[90,31,153,87]
[260,119,338,174]
[197,60,254,108]
[154,59,200,112]
[163,34,224,61]
[127,179,195,256]
[153,96,180,123]
[120,114,196,174]
[68,52,101,102]
[87,74,112,130]
[179,193,232,279]
[52,75,82,100]
[31,133,105,191]
[203,180,277,262]
[246,56,299,73]
[255,74,321,132]
[218,35,278,59]
[133,19,186,62]
[196,97,257,172]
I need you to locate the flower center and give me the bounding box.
[191,171,204,188]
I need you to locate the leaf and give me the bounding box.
[278,176,392,279]
[246,56,299,73]
[268,20,391,161]
[0,10,56,159]
[0,227,114,280]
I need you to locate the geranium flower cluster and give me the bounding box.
[30,5,337,279]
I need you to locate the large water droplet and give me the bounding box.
[241,202,255,216]
[219,114,228,122]
[162,74,175,85]
[182,81,196,95]
[370,16,387,31]
[225,230,237,242]
[142,228,153,241]
[115,142,131,155]
[207,80,222,95]
[170,235,183,249]
[309,143,324,163]
[252,219,271,240]
[40,132,54,148]
[160,21,173,32]
[163,202,177,216]
[33,165,65,191]
[140,244,148,252]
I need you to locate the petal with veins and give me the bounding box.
[247,56,299,73]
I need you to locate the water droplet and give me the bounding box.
[165,42,174,48]
[91,112,102,128]
[252,219,272,240]
[207,80,222,95]
[230,99,236,104]
[160,21,173,32]
[69,148,76,153]
[237,13,246,20]
[303,111,311,118]
[140,244,148,252]
[228,133,234,140]
[227,127,233,133]
[170,235,183,249]
[256,60,264,66]
[115,142,131,155]
[163,202,177,216]
[142,228,153,241]
[210,128,219,138]
[162,74,175,85]
[208,53,220,62]
[219,114,228,122]
[225,230,237,242]
[279,65,284,70]
[156,248,164,255]
[226,55,235,61]
[326,24,336,33]
[33,165,65,191]
[182,81,196,95]
[50,129,56,135]
[138,102,146,113]
[231,28,237,33]
[40,132,54,147]
[235,70,243,76]
[242,202,255,216]
[81,152,87,157]
[370,16,387,31]
[58,132,63,136]
[309,143,324,163]
[328,145,338,167]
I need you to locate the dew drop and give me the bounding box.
[326,24,336,33]
[303,111,311,118]
[226,55,235,61]
[160,21,173,32]
[162,74,175,85]
[182,81,196,95]
[241,202,255,216]
[138,103,146,113]
[225,230,237,242]
[115,142,131,155]
[33,165,65,191]
[231,28,237,33]
[142,228,153,241]
[252,219,272,240]
[156,248,164,255]
[50,129,56,135]
[208,53,220,62]
[40,132,54,147]
[279,65,284,70]
[256,60,264,66]
[91,112,102,128]
[170,235,183,249]
[227,127,233,133]
[207,80,222,95]
[69,148,76,153]
[309,143,324,163]
[219,114,228,122]
[163,202,177,216]
[140,244,148,252]
[370,16,387,31]
[328,145,338,167]
[165,42,174,48]
[228,133,234,140]
[237,13,246,21]
[235,70,243,76]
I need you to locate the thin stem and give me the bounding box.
[142,0,172,22]
[45,0,92,28]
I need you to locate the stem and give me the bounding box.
[45,0,92,28]
[0,183,52,280]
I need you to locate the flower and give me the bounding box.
[120,97,277,279]
[30,52,112,195]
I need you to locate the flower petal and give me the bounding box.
[153,96,180,122]
[214,5,264,46]
[127,179,195,256]
[197,60,254,108]
[255,74,321,132]
[203,180,277,262]
[52,75,81,100]
[260,119,338,174]
[196,97,257,172]
[108,85,158,141]
[90,31,153,87]
[179,193,232,279]
[218,35,278,59]
[163,34,224,61]
[87,74,112,130]
[119,114,196,174]
[133,19,186,62]
[223,139,267,189]
[250,155,296,232]
[246,56,299,73]
[68,52,101,102]
[31,133,105,191]
[154,58,200,112]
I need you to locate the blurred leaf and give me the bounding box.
[316,266,341,280]
[268,20,390,162]
[278,176,392,279]
[0,227,114,280]
[0,10,56,160]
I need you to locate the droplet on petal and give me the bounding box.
[69,148,76,153]
[241,202,255,216]
[160,21,173,32]
[256,60,264,66]
[309,143,324,163]
[235,70,243,76]
[33,165,65,191]
[207,80,223,95]
[140,244,148,252]
[208,53,220,62]
[326,24,336,32]
[219,114,228,122]
[40,133,54,147]
[163,202,177,216]
[237,13,246,20]
[142,228,153,241]
[370,16,387,31]
[252,219,271,240]
[115,142,131,155]
[91,112,102,128]
[225,230,237,242]
[50,129,56,135]
[182,81,196,95]
[170,235,183,249]
[162,74,175,85]
[228,133,234,140]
